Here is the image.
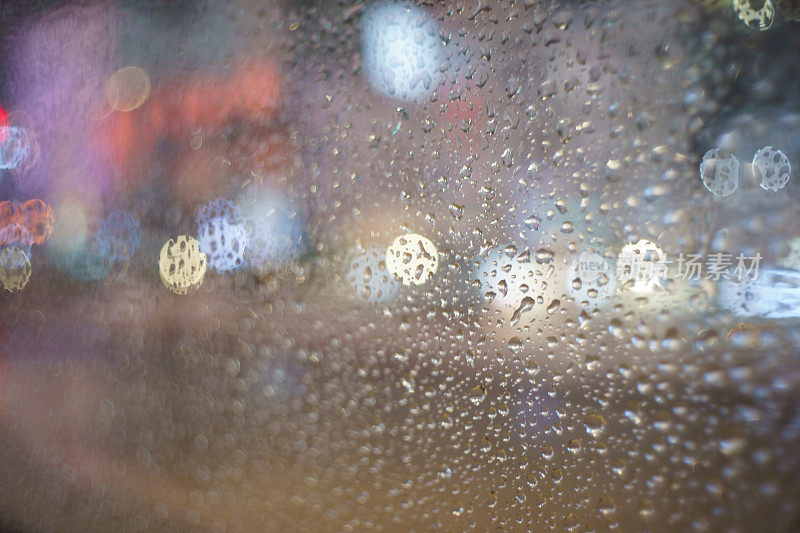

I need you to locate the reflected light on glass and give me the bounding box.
[471,245,563,329]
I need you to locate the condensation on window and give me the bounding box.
[0,0,799,531]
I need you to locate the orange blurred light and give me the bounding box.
[19,199,55,245]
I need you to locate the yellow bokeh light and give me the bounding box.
[0,247,32,292]
[385,233,439,286]
[158,235,207,294]
[106,66,151,112]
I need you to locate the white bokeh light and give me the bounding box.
[361,1,444,103]
[618,240,667,294]
[197,216,249,272]
[386,233,438,286]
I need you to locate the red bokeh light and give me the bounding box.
[0,105,8,144]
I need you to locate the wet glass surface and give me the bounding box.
[1,0,800,531]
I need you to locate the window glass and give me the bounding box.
[1,0,799,530]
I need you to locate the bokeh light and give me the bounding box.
[84,233,130,282]
[617,240,667,294]
[564,251,617,311]
[105,66,150,112]
[0,223,32,254]
[197,216,249,272]
[196,198,241,229]
[700,148,739,197]
[361,1,444,103]
[386,233,439,286]
[472,244,563,329]
[18,199,54,245]
[734,0,775,30]
[0,246,31,291]
[158,235,208,294]
[0,126,31,170]
[753,146,791,191]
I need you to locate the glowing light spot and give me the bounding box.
[470,244,566,330]
[733,0,775,30]
[9,127,39,176]
[617,240,666,294]
[700,149,739,197]
[159,235,207,294]
[753,146,791,191]
[473,245,540,310]
[0,246,31,291]
[197,216,249,272]
[0,201,16,227]
[361,2,444,103]
[0,223,32,252]
[0,201,22,246]
[386,233,439,286]
[0,105,8,142]
[106,66,151,112]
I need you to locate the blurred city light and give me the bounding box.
[158,235,208,294]
[386,233,439,286]
[361,2,444,103]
